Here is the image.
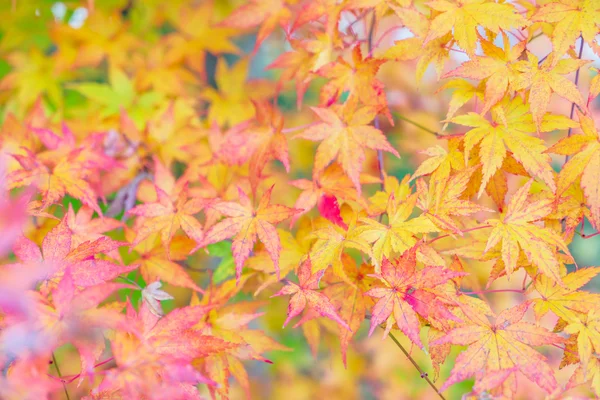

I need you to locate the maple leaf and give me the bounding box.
[69,66,165,125]
[366,249,465,348]
[65,204,122,248]
[126,228,202,292]
[272,257,350,330]
[307,219,371,281]
[99,301,225,398]
[295,102,399,195]
[546,111,600,229]
[266,34,334,109]
[442,32,526,115]
[195,186,300,282]
[12,217,136,290]
[317,45,391,120]
[0,48,70,111]
[411,141,464,183]
[324,256,375,366]
[289,162,366,226]
[128,183,209,254]
[531,267,600,323]
[165,2,240,75]
[219,0,293,51]
[8,148,104,213]
[512,52,589,130]
[564,308,600,381]
[141,280,174,317]
[483,180,572,283]
[357,192,439,267]
[382,7,452,81]
[432,302,563,396]
[417,167,490,235]
[246,220,312,294]
[424,0,526,56]
[368,173,412,216]
[452,97,577,196]
[201,58,273,126]
[532,0,600,58]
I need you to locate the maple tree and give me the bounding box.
[2,0,600,399]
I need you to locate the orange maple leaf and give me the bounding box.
[295,102,399,195]
[272,257,350,330]
[195,186,300,282]
[366,248,465,347]
[317,45,391,121]
[432,302,564,396]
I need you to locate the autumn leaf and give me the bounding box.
[424,0,526,56]
[356,192,439,267]
[366,248,465,347]
[452,96,577,196]
[512,52,589,130]
[546,110,600,228]
[432,302,564,396]
[483,180,572,283]
[417,166,491,235]
[194,186,300,282]
[128,184,209,255]
[442,32,526,115]
[532,0,600,58]
[531,267,600,323]
[317,45,391,120]
[272,257,350,330]
[295,102,399,195]
[219,0,294,51]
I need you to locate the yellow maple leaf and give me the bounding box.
[452,97,577,196]
[483,180,572,283]
[512,52,589,130]
[424,0,526,56]
[546,111,600,229]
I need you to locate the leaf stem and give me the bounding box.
[393,112,439,136]
[428,225,491,244]
[52,352,71,400]
[387,331,447,400]
[461,288,524,295]
[565,36,585,165]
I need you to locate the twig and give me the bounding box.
[387,331,447,400]
[461,289,524,295]
[428,225,491,244]
[52,352,71,400]
[393,112,440,136]
[367,13,386,191]
[565,36,585,165]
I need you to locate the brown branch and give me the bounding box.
[367,13,386,191]
[387,331,447,400]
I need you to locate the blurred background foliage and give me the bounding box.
[1,0,599,399]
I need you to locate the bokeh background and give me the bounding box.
[1,1,600,399]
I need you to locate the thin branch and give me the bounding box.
[52,352,71,400]
[393,112,440,136]
[367,13,386,191]
[461,289,524,295]
[387,331,447,400]
[281,122,319,134]
[428,225,491,244]
[565,36,585,165]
